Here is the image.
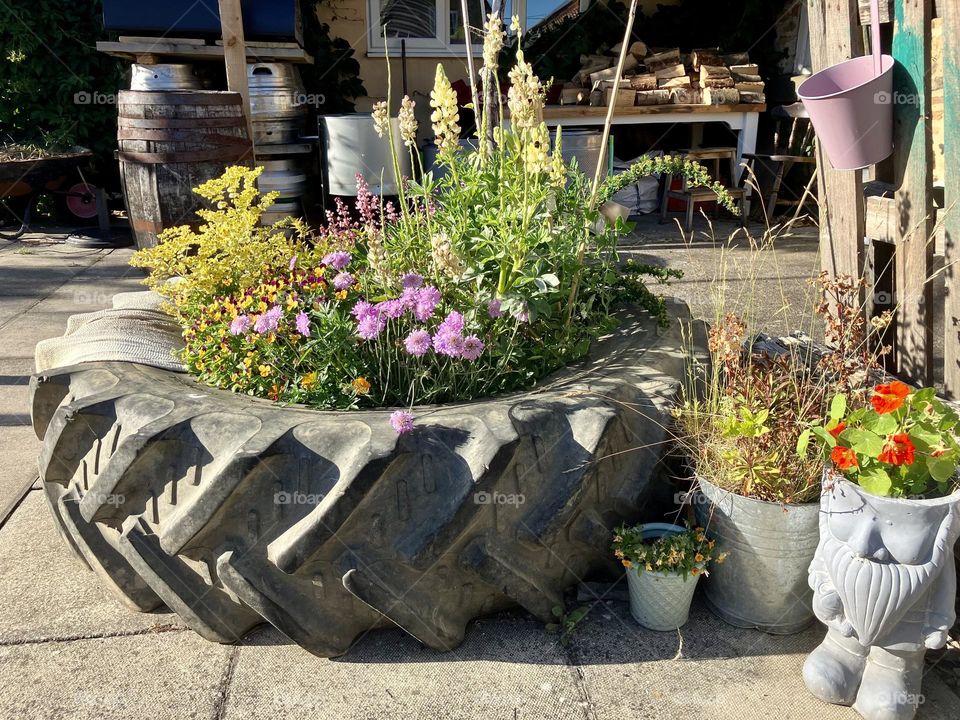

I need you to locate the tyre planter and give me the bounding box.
[694,475,819,634]
[625,523,700,631]
[30,298,699,657]
[804,473,960,720]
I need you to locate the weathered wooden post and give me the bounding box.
[943,0,960,397]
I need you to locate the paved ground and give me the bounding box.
[1,226,958,720]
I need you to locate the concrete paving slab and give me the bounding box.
[0,631,232,720]
[0,490,182,643]
[0,243,142,513]
[224,620,588,720]
[568,597,960,719]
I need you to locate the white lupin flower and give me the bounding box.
[430,65,461,154]
[372,100,389,138]
[398,95,418,147]
[481,13,505,76]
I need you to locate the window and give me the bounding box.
[367,1,585,57]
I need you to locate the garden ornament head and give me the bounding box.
[819,478,958,646]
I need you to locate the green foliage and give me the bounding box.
[545,605,591,647]
[808,382,960,498]
[0,1,125,168]
[612,524,725,579]
[298,0,365,114]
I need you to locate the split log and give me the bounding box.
[644,48,681,71]
[729,63,759,78]
[670,87,703,104]
[560,87,588,105]
[589,66,620,86]
[629,73,657,91]
[691,47,723,69]
[701,76,735,89]
[699,64,732,84]
[622,55,640,73]
[733,73,763,84]
[629,41,648,59]
[735,81,765,94]
[580,54,612,67]
[635,89,671,105]
[604,87,635,107]
[658,76,691,90]
[723,51,750,66]
[655,63,686,80]
[703,87,740,105]
[739,91,766,104]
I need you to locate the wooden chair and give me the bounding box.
[659,147,747,231]
[742,102,817,221]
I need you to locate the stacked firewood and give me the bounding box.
[560,41,765,108]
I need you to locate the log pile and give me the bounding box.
[558,40,764,108]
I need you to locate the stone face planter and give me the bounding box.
[804,474,960,720]
[694,475,820,634]
[625,523,700,631]
[30,295,701,657]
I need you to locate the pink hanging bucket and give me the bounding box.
[798,0,894,170]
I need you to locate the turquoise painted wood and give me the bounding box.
[944,0,960,397]
[891,0,934,385]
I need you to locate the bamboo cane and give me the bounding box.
[460,0,483,135]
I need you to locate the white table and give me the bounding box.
[540,103,765,183]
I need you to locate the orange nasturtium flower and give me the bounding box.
[878,433,915,466]
[870,380,910,414]
[831,445,859,470]
[828,421,846,439]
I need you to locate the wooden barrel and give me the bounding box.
[117,90,253,249]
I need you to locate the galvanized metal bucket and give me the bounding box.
[694,476,820,634]
[624,523,701,631]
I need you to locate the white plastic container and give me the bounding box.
[320,113,411,196]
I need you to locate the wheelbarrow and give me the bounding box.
[0,147,110,241]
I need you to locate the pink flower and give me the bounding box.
[376,299,405,320]
[351,300,375,320]
[390,410,415,434]
[254,305,282,333]
[404,330,432,357]
[289,255,297,271]
[433,329,465,358]
[413,286,441,322]
[461,335,485,361]
[322,251,351,271]
[488,298,503,318]
[357,314,385,340]
[229,315,251,335]
[295,312,310,336]
[438,311,464,335]
[333,272,355,291]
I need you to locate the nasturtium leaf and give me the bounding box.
[927,457,958,483]
[846,429,884,457]
[859,467,893,496]
[830,394,846,421]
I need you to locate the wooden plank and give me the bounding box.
[218,0,255,159]
[807,0,866,284]
[96,40,313,64]
[892,0,935,384]
[858,0,943,22]
[540,103,765,118]
[943,0,960,397]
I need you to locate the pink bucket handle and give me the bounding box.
[870,0,882,77]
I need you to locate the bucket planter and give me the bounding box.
[694,475,820,634]
[797,0,893,169]
[622,524,702,630]
[800,382,960,720]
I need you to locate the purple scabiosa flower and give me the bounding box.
[357,314,385,340]
[487,298,503,318]
[295,312,310,336]
[351,300,375,320]
[438,311,465,335]
[289,255,297,271]
[413,286,441,322]
[333,272,355,291]
[401,272,424,289]
[400,287,420,310]
[433,329,465,358]
[404,329,432,357]
[254,305,283,334]
[322,250,352,270]
[461,335,485,361]
[229,314,251,335]
[376,299,405,320]
[514,302,530,324]
[390,410,415,434]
